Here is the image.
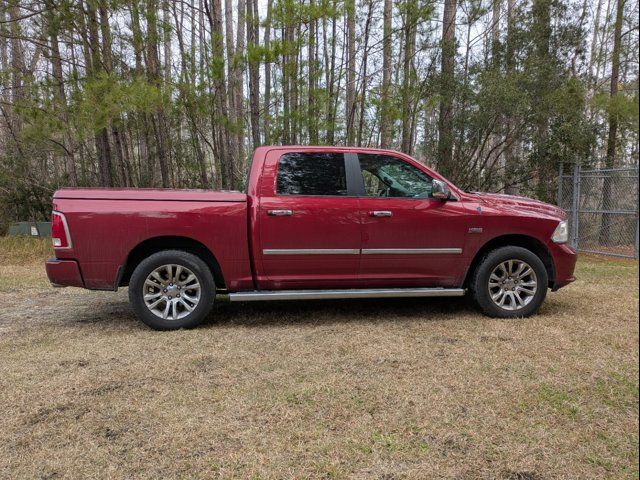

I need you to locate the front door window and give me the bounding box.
[359,154,434,198]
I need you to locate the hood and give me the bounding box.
[466,192,567,220]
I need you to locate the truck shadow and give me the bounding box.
[205,296,478,328]
[66,292,477,329]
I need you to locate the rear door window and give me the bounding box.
[276,153,348,196]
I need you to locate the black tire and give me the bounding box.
[470,246,548,318]
[128,250,215,330]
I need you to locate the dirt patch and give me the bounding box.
[0,257,638,478]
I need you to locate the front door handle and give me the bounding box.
[267,209,293,216]
[369,210,393,217]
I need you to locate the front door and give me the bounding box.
[355,153,471,287]
[256,150,362,289]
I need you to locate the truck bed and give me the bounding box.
[51,188,253,291]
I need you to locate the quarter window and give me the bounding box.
[359,154,433,198]
[276,153,348,196]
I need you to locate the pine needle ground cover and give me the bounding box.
[1,239,638,478]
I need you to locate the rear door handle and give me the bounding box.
[369,210,393,217]
[267,209,293,216]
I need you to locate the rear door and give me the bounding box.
[355,153,471,287]
[255,150,362,289]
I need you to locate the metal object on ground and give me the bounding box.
[8,221,52,237]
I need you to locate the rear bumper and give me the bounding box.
[45,258,84,288]
[549,243,578,291]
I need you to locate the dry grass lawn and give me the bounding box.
[0,238,638,479]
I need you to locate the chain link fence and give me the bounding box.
[558,165,639,259]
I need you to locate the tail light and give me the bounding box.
[51,211,72,248]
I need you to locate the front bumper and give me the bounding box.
[45,258,84,288]
[549,243,578,291]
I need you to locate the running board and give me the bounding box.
[228,287,466,302]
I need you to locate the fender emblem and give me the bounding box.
[468,227,483,234]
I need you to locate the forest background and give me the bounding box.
[0,0,637,230]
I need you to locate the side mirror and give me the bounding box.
[431,179,451,200]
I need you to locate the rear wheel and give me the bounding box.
[129,250,215,330]
[470,246,548,318]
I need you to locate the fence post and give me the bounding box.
[557,161,564,207]
[571,163,581,250]
[635,209,639,260]
[636,169,639,260]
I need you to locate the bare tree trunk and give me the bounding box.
[325,0,338,143]
[291,23,299,144]
[174,0,209,187]
[7,0,24,139]
[0,2,9,156]
[235,0,246,179]
[99,2,130,187]
[86,0,113,187]
[161,0,175,185]
[600,0,625,245]
[246,0,260,148]
[130,0,154,186]
[437,0,457,177]
[224,0,240,184]
[308,0,318,144]
[206,0,233,189]
[488,0,502,186]
[401,0,416,154]
[588,0,604,89]
[46,3,78,186]
[595,0,614,95]
[532,0,551,200]
[0,2,8,110]
[282,24,291,144]
[380,0,392,149]
[357,0,373,147]
[163,0,172,83]
[147,0,170,187]
[330,12,346,144]
[491,0,501,66]
[263,0,272,144]
[8,0,23,105]
[345,0,356,145]
[504,0,518,194]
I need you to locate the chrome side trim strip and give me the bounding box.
[263,248,462,255]
[361,248,463,255]
[229,287,466,302]
[263,248,360,255]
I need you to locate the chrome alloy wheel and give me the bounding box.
[142,264,201,320]
[487,259,538,311]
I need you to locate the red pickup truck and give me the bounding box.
[46,146,576,330]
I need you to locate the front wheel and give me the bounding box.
[470,246,548,318]
[128,250,215,330]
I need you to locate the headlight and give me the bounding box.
[552,220,569,243]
